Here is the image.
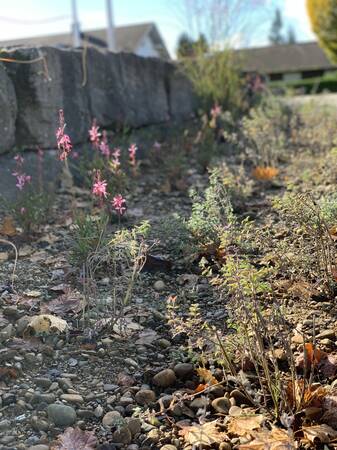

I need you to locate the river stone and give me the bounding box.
[173,363,194,379]
[47,403,76,427]
[153,369,176,388]
[135,389,156,406]
[112,426,132,444]
[212,397,231,414]
[102,410,124,429]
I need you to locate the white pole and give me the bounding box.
[106,0,116,52]
[71,0,81,47]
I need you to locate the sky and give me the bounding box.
[0,0,316,57]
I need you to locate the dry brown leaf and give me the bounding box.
[329,225,337,241]
[196,367,218,385]
[295,343,325,370]
[0,216,16,236]
[286,379,327,410]
[0,252,9,262]
[252,166,279,181]
[239,427,296,449]
[51,427,97,450]
[41,289,84,316]
[302,424,337,444]
[179,420,227,446]
[25,314,68,334]
[228,414,265,437]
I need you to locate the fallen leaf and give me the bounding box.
[0,216,16,236]
[51,427,97,450]
[0,367,17,381]
[195,383,207,393]
[25,314,68,335]
[19,245,33,257]
[286,380,326,410]
[0,252,8,262]
[302,424,337,444]
[179,420,227,446]
[295,343,325,370]
[252,166,279,181]
[239,427,296,449]
[329,225,337,241]
[41,289,84,316]
[135,329,158,345]
[24,290,42,298]
[196,367,218,386]
[228,414,265,437]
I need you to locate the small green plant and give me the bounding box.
[188,168,234,251]
[273,192,336,296]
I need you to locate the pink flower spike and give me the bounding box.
[153,141,161,150]
[92,180,108,198]
[112,194,127,216]
[89,119,101,149]
[92,170,107,200]
[56,109,72,161]
[129,143,137,167]
[112,148,121,166]
[99,130,110,157]
[14,173,31,191]
[14,154,24,165]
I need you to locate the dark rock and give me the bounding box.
[135,389,156,406]
[173,363,194,379]
[0,64,17,153]
[211,397,230,414]
[47,403,76,427]
[153,369,176,388]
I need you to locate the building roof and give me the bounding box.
[0,22,170,59]
[236,41,337,74]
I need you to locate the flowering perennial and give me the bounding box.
[99,130,110,157]
[129,144,137,167]
[89,119,101,149]
[92,170,108,201]
[112,194,127,216]
[56,109,72,161]
[12,154,32,191]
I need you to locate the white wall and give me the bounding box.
[136,34,160,58]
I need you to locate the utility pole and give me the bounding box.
[106,0,116,52]
[71,0,81,47]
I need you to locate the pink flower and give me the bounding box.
[71,151,79,159]
[20,207,26,214]
[112,194,126,216]
[89,119,101,149]
[13,173,31,191]
[99,130,110,157]
[92,170,107,199]
[129,143,137,167]
[56,109,72,161]
[153,141,161,150]
[210,104,222,118]
[14,154,24,165]
[112,148,121,166]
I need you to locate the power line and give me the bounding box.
[0,15,69,24]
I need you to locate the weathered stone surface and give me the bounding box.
[0,46,195,155]
[2,46,90,149]
[0,64,17,154]
[168,64,197,120]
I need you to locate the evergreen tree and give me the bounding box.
[177,33,195,58]
[269,8,284,45]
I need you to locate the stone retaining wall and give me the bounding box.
[0,46,196,153]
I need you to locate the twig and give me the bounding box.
[0,239,18,290]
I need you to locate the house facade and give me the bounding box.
[236,42,337,82]
[0,22,170,60]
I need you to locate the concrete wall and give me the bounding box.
[0,46,196,154]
